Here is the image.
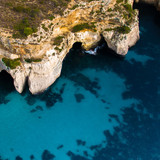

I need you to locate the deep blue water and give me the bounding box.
[0,4,160,160]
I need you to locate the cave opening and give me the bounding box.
[0,70,15,93]
[69,37,122,58]
[72,42,82,50]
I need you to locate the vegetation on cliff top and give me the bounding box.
[2,58,21,69]
[71,23,96,32]
[25,58,42,63]
[0,0,72,38]
[116,25,131,34]
[0,0,97,38]
[53,36,64,45]
[105,25,131,34]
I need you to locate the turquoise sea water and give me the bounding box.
[0,4,160,160]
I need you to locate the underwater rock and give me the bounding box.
[42,150,55,160]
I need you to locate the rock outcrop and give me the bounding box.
[0,0,140,94]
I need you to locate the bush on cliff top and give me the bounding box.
[105,25,131,34]
[116,0,123,4]
[53,36,64,45]
[25,58,42,63]
[72,23,96,32]
[2,58,21,69]
[13,18,37,38]
[24,27,33,36]
[115,25,131,34]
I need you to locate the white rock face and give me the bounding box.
[28,59,62,94]
[103,19,140,55]
[10,69,27,93]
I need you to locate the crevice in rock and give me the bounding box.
[21,76,30,95]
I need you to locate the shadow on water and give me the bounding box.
[0,70,14,104]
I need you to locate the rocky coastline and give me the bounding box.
[0,0,140,94]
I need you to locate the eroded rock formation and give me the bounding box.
[0,0,140,94]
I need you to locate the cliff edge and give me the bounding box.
[0,0,139,94]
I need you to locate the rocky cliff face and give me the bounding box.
[0,0,140,94]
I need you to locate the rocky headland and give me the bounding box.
[0,0,140,94]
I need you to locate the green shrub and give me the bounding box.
[39,0,45,4]
[107,8,112,12]
[55,47,62,52]
[48,23,53,28]
[123,13,128,20]
[48,15,55,20]
[115,25,131,34]
[32,26,38,33]
[105,26,131,34]
[90,10,94,15]
[14,18,29,32]
[42,24,48,32]
[12,32,22,38]
[13,5,25,12]
[25,58,42,63]
[30,8,40,18]
[105,28,114,31]
[53,36,64,45]
[72,23,96,32]
[2,58,21,69]
[114,5,122,12]
[116,0,123,3]
[13,18,36,38]
[24,27,33,36]
[70,4,79,10]
[13,5,39,18]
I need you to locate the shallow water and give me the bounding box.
[0,4,160,160]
